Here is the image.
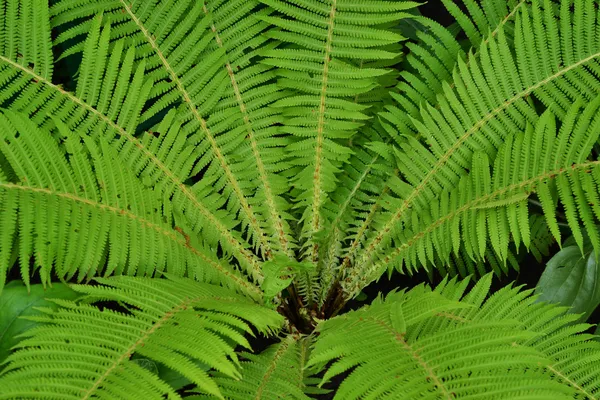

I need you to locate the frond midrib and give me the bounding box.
[546,364,598,400]
[308,0,338,261]
[80,296,194,399]
[254,335,295,400]
[447,0,526,92]
[373,317,453,399]
[202,3,293,257]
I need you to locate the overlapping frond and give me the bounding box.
[192,335,319,399]
[344,98,600,296]
[258,0,417,260]
[309,274,600,399]
[51,0,295,258]
[0,7,264,281]
[442,0,525,49]
[343,0,600,298]
[0,111,261,298]
[0,276,283,399]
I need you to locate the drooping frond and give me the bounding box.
[0,10,264,281]
[258,0,417,260]
[345,0,600,296]
[51,0,295,257]
[344,97,600,297]
[191,335,318,399]
[0,276,283,399]
[0,111,262,299]
[309,274,600,399]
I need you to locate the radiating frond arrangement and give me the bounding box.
[51,0,296,261]
[2,0,600,398]
[340,0,600,300]
[258,0,416,260]
[343,96,600,297]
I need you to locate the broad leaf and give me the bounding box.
[535,244,600,321]
[0,281,78,363]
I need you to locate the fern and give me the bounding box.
[258,0,416,260]
[0,276,282,399]
[343,0,600,299]
[0,110,259,298]
[3,0,600,398]
[311,274,600,399]
[343,96,600,296]
[51,0,295,259]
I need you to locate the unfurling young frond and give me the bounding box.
[0,276,283,399]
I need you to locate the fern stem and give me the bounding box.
[0,54,264,283]
[345,160,600,297]
[308,0,337,261]
[353,49,600,281]
[455,0,526,78]
[338,174,396,273]
[119,0,272,258]
[202,3,292,258]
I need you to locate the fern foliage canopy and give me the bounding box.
[2,0,600,398]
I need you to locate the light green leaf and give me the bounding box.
[0,281,79,363]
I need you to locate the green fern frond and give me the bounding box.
[345,0,600,297]
[1,9,264,281]
[0,111,261,298]
[51,0,295,258]
[309,274,600,399]
[344,97,600,296]
[442,0,525,49]
[259,0,416,260]
[0,276,283,399]
[382,0,525,142]
[191,335,317,399]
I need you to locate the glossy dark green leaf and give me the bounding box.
[0,281,79,362]
[535,245,600,321]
